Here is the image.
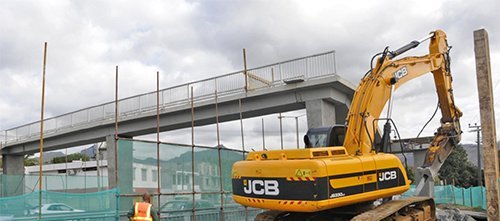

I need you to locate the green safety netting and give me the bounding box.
[115,139,256,220]
[0,174,108,196]
[0,138,260,220]
[0,188,119,220]
[402,184,487,209]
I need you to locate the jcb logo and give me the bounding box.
[379,171,397,181]
[394,67,408,80]
[243,180,279,196]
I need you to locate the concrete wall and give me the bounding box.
[1,154,24,196]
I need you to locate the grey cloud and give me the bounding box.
[1,0,499,147]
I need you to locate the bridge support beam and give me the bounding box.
[305,99,347,129]
[1,154,25,196]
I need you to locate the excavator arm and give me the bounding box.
[344,30,461,155]
[342,30,462,196]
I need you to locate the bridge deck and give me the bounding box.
[0,51,356,155]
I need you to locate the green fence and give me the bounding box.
[0,138,262,220]
[402,185,487,209]
[0,174,108,197]
[115,138,260,220]
[0,188,119,220]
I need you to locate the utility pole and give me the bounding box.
[473,28,499,220]
[469,123,482,187]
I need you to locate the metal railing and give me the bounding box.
[0,51,336,146]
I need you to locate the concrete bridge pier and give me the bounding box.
[106,135,134,210]
[306,99,349,128]
[1,153,25,196]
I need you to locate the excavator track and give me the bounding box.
[352,197,435,221]
[253,197,435,221]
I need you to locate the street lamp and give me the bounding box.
[278,114,306,149]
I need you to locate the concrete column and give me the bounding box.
[413,150,427,170]
[334,104,349,125]
[305,99,337,129]
[474,29,499,220]
[1,154,25,196]
[106,135,117,188]
[106,135,134,211]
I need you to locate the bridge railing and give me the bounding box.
[0,51,336,146]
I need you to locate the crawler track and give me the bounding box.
[254,197,435,221]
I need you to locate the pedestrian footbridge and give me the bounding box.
[1,51,355,168]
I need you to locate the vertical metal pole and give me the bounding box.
[474,29,499,220]
[261,118,265,150]
[238,99,248,221]
[279,63,283,81]
[114,66,119,188]
[215,90,225,221]
[452,179,456,205]
[477,128,482,187]
[295,117,299,149]
[156,71,161,211]
[243,49,248,92]
[84,159,87,193]
[279,113,283,150]
[469,123,483,187]
[96,143,101,191]
[462,186,465,206]
[190,87,196,220]
[333,51,337,74]
[305,57,308,78]
[271,68,275,83]
[238,99,245,154]
[38,42,48,221]
[65,147,68,192]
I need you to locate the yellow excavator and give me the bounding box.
[232,30,462,221]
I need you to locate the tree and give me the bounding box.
[438,145,479,187]
[51,153,90,164]
[24,158,39,166]
[24,155,39,166]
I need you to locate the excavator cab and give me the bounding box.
[304,125,383,150]
[304,125,346,148]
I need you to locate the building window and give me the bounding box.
[141,168,147,181]
[152,169,158,182]
[173,174,176,185]
[133,167,136,181]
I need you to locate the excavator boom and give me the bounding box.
[343,30,461,157]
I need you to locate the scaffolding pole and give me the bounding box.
[38,42,48,221]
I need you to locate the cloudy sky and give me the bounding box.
[1,0,499,152]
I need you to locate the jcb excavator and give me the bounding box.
[232,30,462,221]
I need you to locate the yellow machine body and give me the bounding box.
[232,147,410,212]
